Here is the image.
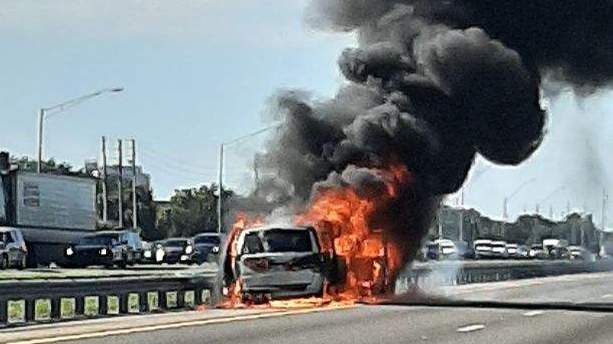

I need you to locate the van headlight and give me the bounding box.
[99,248,108,256]
[66,247,74,256]
[185,245,193,254]
[212,246,220,254]
[144,250,152,258]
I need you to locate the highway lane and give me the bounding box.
[6,271,613,344]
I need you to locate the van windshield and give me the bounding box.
[243,229,313,254]
[264,229,312,252]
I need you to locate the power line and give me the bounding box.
[139,145,219,171]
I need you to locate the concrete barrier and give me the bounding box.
[0,274,217,327]
[400,260,613,290]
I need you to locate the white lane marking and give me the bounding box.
[457,324,486,333]
[5,305,356,344]
[523,310,545,317]
[601,294,613,299]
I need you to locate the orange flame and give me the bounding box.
[296,163,412,301]
[221,163,413,307]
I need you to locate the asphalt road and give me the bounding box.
[8,271,613,344]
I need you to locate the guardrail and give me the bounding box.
[398,260,613,290]
[0,274,218,327]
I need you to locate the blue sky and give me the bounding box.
[1,1,613,224]
[0,0,354,199]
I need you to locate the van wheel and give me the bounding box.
[0,255,8,270]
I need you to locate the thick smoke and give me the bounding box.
[246,1,613,269]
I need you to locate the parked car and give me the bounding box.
[0,228,27,269]
[159,238,195,264]
[140,241,165,264]
[64,230,141,268]
[473,239,494,259]
[506,243,528,259]
[517,244,530,259]
[529,244,548,259]
[224,225,326,301]
[490,241,509,259]
[568,246,596,261]
[543,238,569,259]
[435,239,458,260]
[192,233,226,264]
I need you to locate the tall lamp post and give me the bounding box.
[37,87,124,173]
[217,123,281,233]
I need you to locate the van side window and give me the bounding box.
[243,233,264,254]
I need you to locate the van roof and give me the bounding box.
[243,224,313,233]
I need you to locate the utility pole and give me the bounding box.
[130,139,137,229]
[37,109,44,173]
[601,189,608,230]
[502,197,508,219]
[535,203,540,215]
[437,207,443,239]
[253,158,260,186]
[101,136,108,223]
[458,189,464,242]
[601,189,607,250]
[117,139,124,228]
[217,144,224,233]
[549,205,553,219]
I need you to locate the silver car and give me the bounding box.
[232,225,325,301]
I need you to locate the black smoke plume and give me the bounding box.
[242,1,613,270]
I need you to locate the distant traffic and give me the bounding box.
[417,237,597,262]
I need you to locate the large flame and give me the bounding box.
[221,163,413,307]
[296,163,412,301]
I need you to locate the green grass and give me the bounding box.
[7,300,25,323]
[166,291,178,308]
[147,292,159,311]
[107,296,119,315]
[84,296,99,317]
[184,290,195,308]
[60,298,76,319]
[201,289,211,305]
[34,299,51,321]
[128,293,139,313]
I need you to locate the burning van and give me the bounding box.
[223,224,328,302]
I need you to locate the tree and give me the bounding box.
[157,184,233,238]
[11,156,82,176]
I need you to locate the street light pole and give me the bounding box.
[216,123,282,233]
[217,144,224,233]
[36,87,123,173]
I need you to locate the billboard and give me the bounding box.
[15,172,96,230]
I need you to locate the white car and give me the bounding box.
[491,241,508,259]
[435,239,458,259]
[473,239,494,259]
